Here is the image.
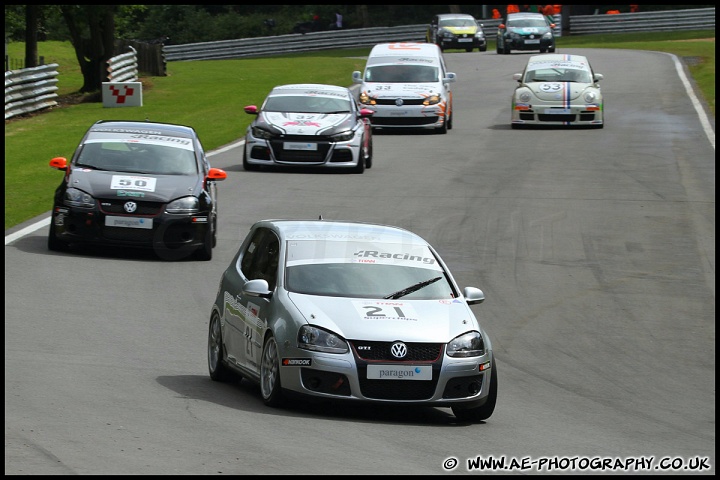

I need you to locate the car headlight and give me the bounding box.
[298,325,349,354]
[583,91,598,103]
[330,130,355,142]
[423,94,441,106]
[251,126,274,140]
[475,32,485,39]
[447,331,485,358]
[542,31,553,39]
[439,29,454,39]
[517,90,532,103]
[166,196,199,214]
[358,92,375,105]
[64,187,95,208]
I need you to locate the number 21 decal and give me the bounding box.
[355,302,418,321]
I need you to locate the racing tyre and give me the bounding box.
[364,136,373,169]
[465,47,473,52]
[447,111,454,130]
[353,143,366,174]
[549,47,556,53]
[260,334,285,407]
[479,46,487,52]
[435,119,448,134]
[208,312,234,382]
[195,222,213,261]
[452,357,497,423]
[47,221,69,252]
[242,145,259,172]
[212,217,218,248]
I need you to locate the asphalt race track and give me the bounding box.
[5,48,715,475]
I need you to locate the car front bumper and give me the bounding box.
[50,204,211,253]
[439,37,486,50]
[512,100,603,126]
[361,103,448,129]
[276,343,494,407]
[244,135,363,169]
[504,36,554,51]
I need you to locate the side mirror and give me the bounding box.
[50,157,68,170]
[593,73,604,82]
[443,72,457,84]
[464,286,485,305]
[513,73,522,82]
[359,108,374,118]
[352,71,363,84]
[243,278,272,298]
[243,105,259,115]
[207,167,227,181]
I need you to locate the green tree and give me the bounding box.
[60,4,117,93]
[24,5,40,68]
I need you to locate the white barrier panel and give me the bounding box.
[101,82,143,107]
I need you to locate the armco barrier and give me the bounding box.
[5,8,715,119]
[163,7,714,62]
[4,64,59,120]
[5,48,138,120]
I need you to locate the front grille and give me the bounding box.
[372,116,439,126]
[358,372,440,400]
[351,341,441,362]
[350,341,444,400]
[269,139,330,163]
[538,114,576,122]
[99,200,164,216]
[103,227,154,242]
[374,98,426,106]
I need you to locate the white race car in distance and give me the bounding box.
[511,54,604,129]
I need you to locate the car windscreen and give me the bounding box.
[76,134,198,175]
[524,64,591,83]
[262,95,352,114]
[508,18,549,28]
[439,18,476,28]
[364,65,439,83]
[284,239,456,299]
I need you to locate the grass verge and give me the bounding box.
[4,31,715,230]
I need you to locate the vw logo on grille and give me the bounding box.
[395,98,404,107]
[123,201,138,213]
[390,342,408,359]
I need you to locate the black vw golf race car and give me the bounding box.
[48,120,227,260]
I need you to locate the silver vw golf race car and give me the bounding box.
[208,219,497,422]
[242,83,373,173]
